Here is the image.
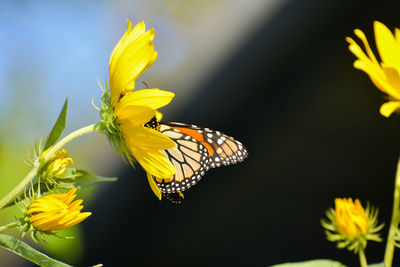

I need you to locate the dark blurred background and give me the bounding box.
[2,0,400,266]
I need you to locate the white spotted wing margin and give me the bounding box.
[153,122,248,203]
[153,123,210,195]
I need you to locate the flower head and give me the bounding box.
[321,198,383,253]
[27,188,91,232]
[100,20,176,179]
[347,21,400,117]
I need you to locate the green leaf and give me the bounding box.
[368,263,384,267]
[271,259,347,267]
[62,169,118,189]
[44,98,68,151]
[0,234,72,266]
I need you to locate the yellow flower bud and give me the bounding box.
[321,197,384,253]
[27,188,91,231]
[41,147,73,179]
[48,151,73,178]
[335,198,368,238]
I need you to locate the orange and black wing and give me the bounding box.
[153,122,248,202]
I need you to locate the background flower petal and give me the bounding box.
[379,101,400,117]
[374,21,400,70]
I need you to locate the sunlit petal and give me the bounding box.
[147,172,162,200]
[121,125,176,151]
[131,149,175,179]
[116,105,155,126]
[27,189,91,232]
[117,89,175,110]
[109,20,157,100]
[110,30,156,99]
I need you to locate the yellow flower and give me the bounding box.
[100,20,176,179]
[321,198,383,253]
[347,21,400,117]
[27,188,91,231]
[335,198,368,238]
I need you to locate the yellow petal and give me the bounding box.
[109,20,146,72]
[30,210,64,223]
[109,20,148,99]
[382,65,400,99]
[118,89,175,110]
[61,212,92,229]
[120,125,176,151]
[147,172,162,200]
[395,27,400,43]
[116,104,155,126]
[143,51,158,74]
[347,36,385,83]
[155,110,163,121]
[353,29,379,65]
[347,36,372,63]
[131,149,175,179]
[380,101,400,117]
[374,21,400,70]
[353,59,400,99]
[110,30,156,99]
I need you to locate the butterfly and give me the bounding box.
[145,117,248,203]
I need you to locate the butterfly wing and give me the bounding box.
[154,123,210,194]
[167,122,248,168]
[153,122,248,202]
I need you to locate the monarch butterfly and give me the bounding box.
[145,117,248,203]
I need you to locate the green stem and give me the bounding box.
[0,222,19,232]
[0,124,100,210]
[384,157,400,267]
[359,248,368,267]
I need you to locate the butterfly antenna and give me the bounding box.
[142,81,149,89]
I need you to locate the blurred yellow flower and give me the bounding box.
[335,198,368,238]
[347,21,400,117]
[101,20,176,179]
[27,189,91,231]
[321,198,383,253]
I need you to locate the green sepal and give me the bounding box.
[270,259,347,267]
[44,98,68,151]
[0,234,72,266]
